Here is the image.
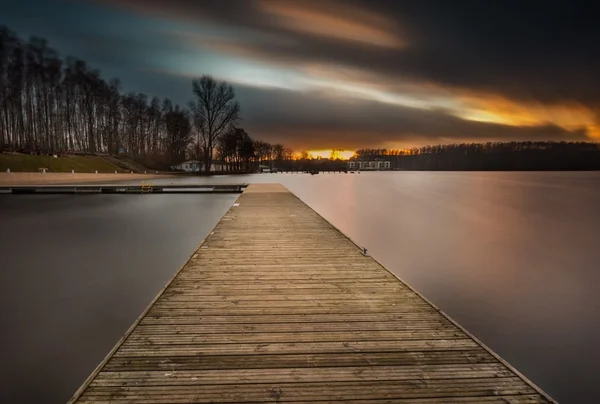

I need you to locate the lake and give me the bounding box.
[2,171,599,403]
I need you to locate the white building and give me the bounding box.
[170,160,225,172]
[170,160,200,172]
[258,164,271,173]
[348,160,391,170]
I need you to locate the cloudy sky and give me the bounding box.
[3,0,599,152]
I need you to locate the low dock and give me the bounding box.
[0,184,246,194]
[68,183,555,403]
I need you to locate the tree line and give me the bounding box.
[214,128,295,173]
[0,25,313,172]
[0,26,202,167]
[354,141,600,170]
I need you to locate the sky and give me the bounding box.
[2,0,599,151]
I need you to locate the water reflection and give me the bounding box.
[289,172,600,404]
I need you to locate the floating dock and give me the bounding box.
[68,183,555,403]
[0,184,246,194]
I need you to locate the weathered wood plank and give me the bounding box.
[163,286,409,295]
[112,339,481,357]
[80,379,538,403]
[132,320,453,334]
[90,363,514,386]
[159,293,415,302]
[125,330,467,346]
[77,396,550,404]
[152,298,427,309]
[68,183,554,404]
[103,351,495,371]
[139,312,457,325]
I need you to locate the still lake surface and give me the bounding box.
[1,171,600,403]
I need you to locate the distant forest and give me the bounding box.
[354,142,600,171]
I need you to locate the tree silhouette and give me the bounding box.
[165,106,191,163]
[190,75,240,173]
[0,25,193,168]
[253,140,272,166]
[353,142,600,170]
[217,127,255,172]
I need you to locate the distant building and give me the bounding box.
[170,160,200,172]
[348,160,391,170]
[170,160,225,172]
[209,161,226,172]
[258,164,271,173]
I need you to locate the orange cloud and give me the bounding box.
[458,94,600,139]
[259,0,404,48]
[165,30,600,141]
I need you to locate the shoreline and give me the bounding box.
[0,172,175,186]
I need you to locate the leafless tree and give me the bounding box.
[271,144,284,170]
[190,75,240,173]
[0,25,194,168]
[253,140,272,165]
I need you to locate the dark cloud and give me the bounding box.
[77,68,587,149]
[234,85,588,150]
[97,0,600,106]
[3,0,598,149]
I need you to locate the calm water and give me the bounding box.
[2,172,600,403]
[0,194,237,403]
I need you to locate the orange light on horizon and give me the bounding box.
[305,149,356,160]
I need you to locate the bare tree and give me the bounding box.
[190,75,240,173]
[217,127,254,172]
[271,143,284,170]
[165,105,191,164]
[253,140,272,165]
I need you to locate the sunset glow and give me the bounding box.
[305,150,356,160]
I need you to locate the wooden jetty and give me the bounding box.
[68,183,555,403]
[0,184,246,194]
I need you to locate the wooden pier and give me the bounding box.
[0,184,246,194]
[68,183,555,403]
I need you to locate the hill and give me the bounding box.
[0,153,127,173]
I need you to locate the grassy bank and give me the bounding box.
[0,153,126,173]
